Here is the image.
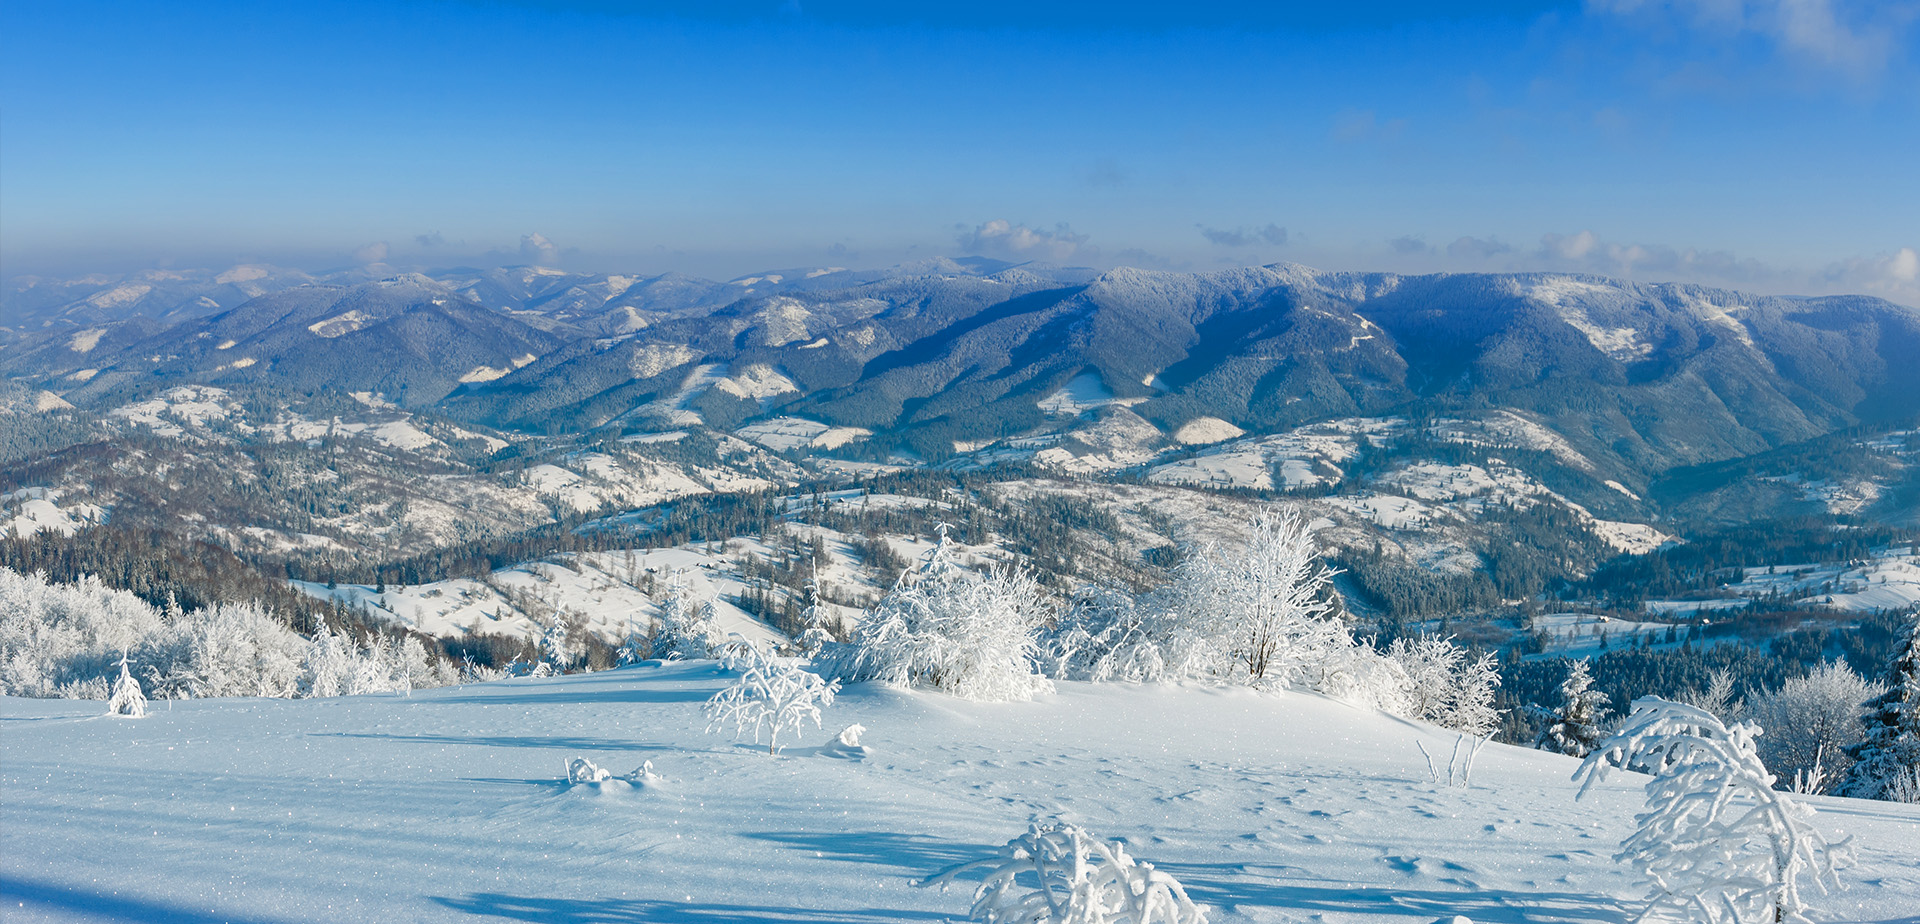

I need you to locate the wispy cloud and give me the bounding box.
[1447,236,1514,260]
[959,220,1088,262]
[1423,225,1920,307]
[1589,0,1920,78]
[1198,224,1289,248]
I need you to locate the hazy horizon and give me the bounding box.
[3,1,1916,305]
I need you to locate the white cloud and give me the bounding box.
[1820,247,1920,305]
[519,233,559,267]
[960,220,1088,262]
[352,241,389,265]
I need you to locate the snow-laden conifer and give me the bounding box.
[653,570,721,660]
[705,641,839,754]
[615,615,650,666]
[105,651,146,718]
[823,528,1054,702]
[1838,612,1920,801]
[1574,697,1852,924]
[1536,658,1610,757]
[920,821,1207,924]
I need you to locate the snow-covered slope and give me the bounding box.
[5,666,1915,923]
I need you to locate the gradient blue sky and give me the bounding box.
[3,0,1916,302]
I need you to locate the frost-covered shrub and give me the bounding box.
[822,533,1054,702]
[705,641,839,754]
[150,602,309,699]
[1575,697,1853,924]
[921,821,1207,924]
[1535,658,1610,758]
[1385,636,1501,737]
[1044,509,1416,708]
[1,568,166,697]
[1745,660,1880,795]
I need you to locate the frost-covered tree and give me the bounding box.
[1574,697,1853,924]
[1745,660,1881,795]
[105,651,146,718]
[1386,635,1502,737]
[1166,508,1345,687]
[704,641,839,754]
[653,571,722,660]
[1536,658,1610,758]
[921,821,1207,924]
[1838,612,1920,801]
[822,529,1054,702]
[1678,668,1742,723]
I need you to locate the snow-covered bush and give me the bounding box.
[1386,635,1502,737]
[1,568,458,701]
[705,641,840,754]
[1745,660,1880,795]
[1574,697,1853,924]
[822,532,1054,702]
[105,652,147,718]
[920,821,1207,924]
[1535,658,1610,758]
[1838,612,1920,801]
[653,571,722,660]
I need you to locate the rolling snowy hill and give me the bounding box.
[4,665,1916,923]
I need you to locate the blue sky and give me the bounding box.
[2,0,1916,302]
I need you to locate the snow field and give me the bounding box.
[5,666,1916,923]
[1529,613,1696,659]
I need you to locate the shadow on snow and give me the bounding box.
[432,893,946,924]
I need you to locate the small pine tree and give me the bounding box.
[1838,611,1920,801]
[105,652,147,718]
[1575,697,1852,924]
[1536,658,1610,758]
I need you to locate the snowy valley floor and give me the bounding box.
[4,666,1917,924]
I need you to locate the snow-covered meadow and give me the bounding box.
[6,665,1917,923]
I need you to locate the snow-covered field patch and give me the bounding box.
[736,417,871,451]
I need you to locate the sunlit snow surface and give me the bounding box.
[5,667,1917,923]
